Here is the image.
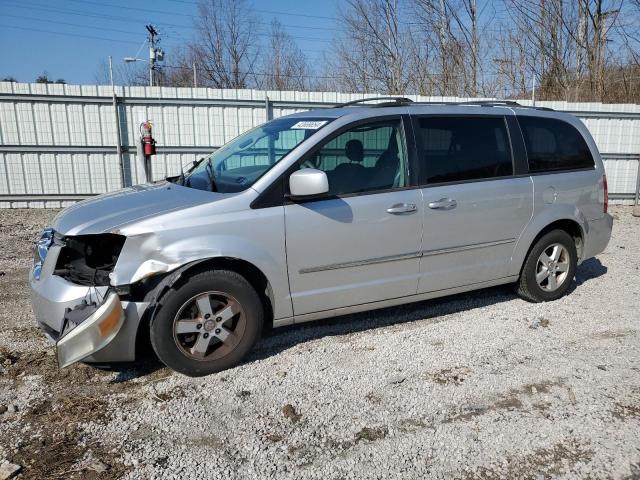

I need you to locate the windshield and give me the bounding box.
[178,117,332,193]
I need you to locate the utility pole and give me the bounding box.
[193,62,197,87]
[146,24,159,87]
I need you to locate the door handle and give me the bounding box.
[428,198,457,210]
[387,203,417,215]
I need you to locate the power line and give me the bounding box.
[0,15,329,58]
[166,0,338,21]
[1,13,144,38]
[3,0,336,42]
[0,24,151,45]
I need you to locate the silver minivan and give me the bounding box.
[30,98,613,376]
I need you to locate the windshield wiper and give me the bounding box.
[204,158,218,192]
[176,163,185,185]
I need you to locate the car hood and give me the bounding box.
[52,183,225,236]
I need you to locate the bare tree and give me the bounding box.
[412,0,487,96]
[158,47,199,87]
[94,58,148,86]
[501,0,627,101]
[260,19,309,91]
[90,0,640,102]
[190,0,260,88]
[333,0,416,94]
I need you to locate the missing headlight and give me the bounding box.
[54,234,126,286]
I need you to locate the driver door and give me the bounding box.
[284,117,423,317]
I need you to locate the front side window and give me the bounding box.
[517,116,594,172]
[299,119,408,196]
[180,117,332,193]
[414,116,513,184]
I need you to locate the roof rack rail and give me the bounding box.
[454,100,522,106]
[411,99,554,111]
[332,97,555,111]
[334,96,414,108]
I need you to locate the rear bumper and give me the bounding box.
[30,267,148,364]
[583,213,613,260]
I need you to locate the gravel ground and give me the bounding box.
[0,207,638,480]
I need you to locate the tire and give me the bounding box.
[515,229,578,303]
[150,269,263,376]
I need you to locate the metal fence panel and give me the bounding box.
[0,81,639,207]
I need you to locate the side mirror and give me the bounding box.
[288,169,329,198]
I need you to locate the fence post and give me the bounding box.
[112,91,126,188]
[265,95,273,121]
[633,157,640,216]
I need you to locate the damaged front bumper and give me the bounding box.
[56,292,124,368]
[30,239,148,366]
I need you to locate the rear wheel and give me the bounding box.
[516,229,577,303]
[150,269,263,376]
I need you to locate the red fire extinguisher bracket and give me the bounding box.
[140,121,157,156]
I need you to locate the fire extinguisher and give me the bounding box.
[140,121,156,156]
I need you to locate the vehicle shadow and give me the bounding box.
[250,257,609,363]
[571,257,607,289]
[100,258,608,381]
[249,283,518,363]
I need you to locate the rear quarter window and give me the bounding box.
[517,116,594,172]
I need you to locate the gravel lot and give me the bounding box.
[0,207,638,479]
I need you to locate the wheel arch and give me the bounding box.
[133,256,275,359]
[512,216,586,278]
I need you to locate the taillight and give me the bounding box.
[603,174,608,213]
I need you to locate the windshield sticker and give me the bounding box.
[291,120,328,130]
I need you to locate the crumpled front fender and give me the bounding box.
[108,203,292,320]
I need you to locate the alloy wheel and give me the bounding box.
[535,243,570,292]
[172,291,246,361]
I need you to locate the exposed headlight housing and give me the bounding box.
[33,228,54,281]
[54,233,126,286]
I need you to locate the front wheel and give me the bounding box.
[516,229,578,303]
[150,269,263,376]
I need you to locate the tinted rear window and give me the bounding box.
[517,116,594,172]
[414,116,513,184]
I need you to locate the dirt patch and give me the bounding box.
[466,440,593,479]
[426,367,472,385]
[355,426,388,442]
[0,345,158,479]
[592,329,637,340]
[613,402,640,420]
[365,392,382,404]
[398,418,428,432]
[151,386,186,403]
[446,380,564,422]
[6,395,128,480]
[282,404,302,423]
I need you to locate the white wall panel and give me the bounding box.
[5,153,25,193]
[604,158,639,194]
[0,154,9,194]
[22,154,43,193]
[0,81,639,206]
[56,154,75,193]
[32,103,53,145]
[39,154,59,194]
[15,103,36,144]
[0,102,19,144]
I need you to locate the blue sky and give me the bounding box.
[0,0,339,84]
